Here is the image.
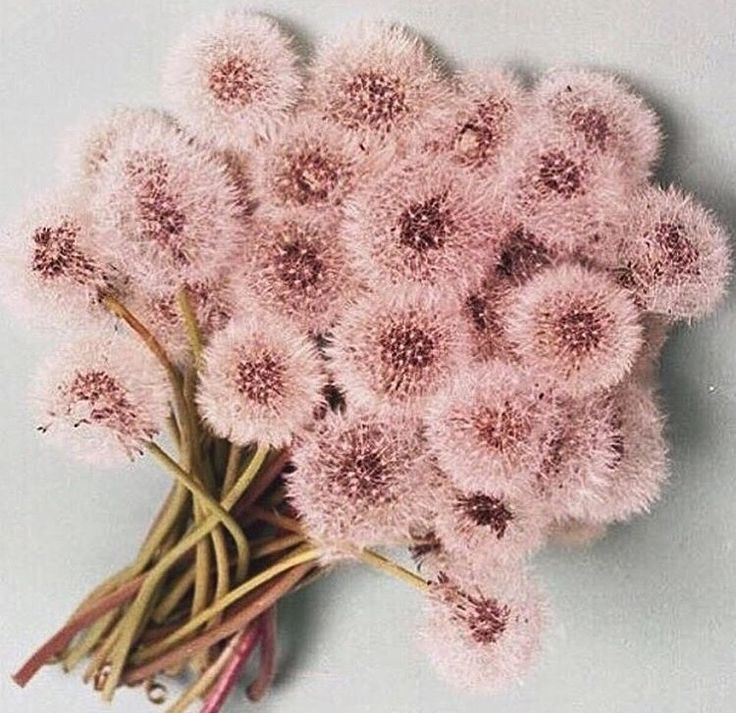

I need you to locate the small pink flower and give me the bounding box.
[534,68,661,184]
[58,107,180,188]
[613,187,732,320]
[235,208,361,334]
[306,22,449,150]
[414,69,528,176]
[433,480,549,570]
[425,361,557,495]
[342,157,501,295]
[286,409,430,549]
[89,119,245,290]
[163,10,302,151]
[196,311,325,447]
[251,113,369,213]
[327,288,470,414]
[33,334,171,464]
[506,263,643,396]
[1,192,119,329]
[500,118,630,257]
[420,568,546,693]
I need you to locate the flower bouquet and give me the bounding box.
[6,9,731,712]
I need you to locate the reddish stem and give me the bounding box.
[247,606,277,702]
[231,450,291,520]
[12,574,145,687]
[199,624,261,713]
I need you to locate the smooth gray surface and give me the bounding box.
[1,1,734,712]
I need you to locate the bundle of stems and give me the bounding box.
[12,290,427,712]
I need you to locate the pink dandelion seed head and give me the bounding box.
[306,22,450,150]
[89,119,246,290]
[506,263,643,397]
[251,113,371,212]
[342,158,502,294]
[58,107,181,188]
[613,186,732,320]
[581,380,668,524]
[414,69,529,176]
[286,409,431,549]
[534,68,662,184]
[420,568,546,693]
[234,209,361,335]
[32,334,171,465]
[196,310,325,447]
[163,10,302,151]
[425,361,558,496]
[1,192,121,330]
[327,288,471,414]
[433,480,550,571]
[500,118,630,256]
[533,393,623,520]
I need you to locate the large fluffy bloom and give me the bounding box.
[506,263,643,396]
[534,68,661,184]
[420,569,546,693]
[90,119,245,290]
[286,410,430,549]
[1,192,119,329]
[425,361,558,495]
[613,187,732,320]
[307,22,449,149]
[196,311,325,447]
[327,289,470,413]
[415,69,528,177]
[33,335,171,464]
[163,10,301,151]
[500,118,629,257]
[343,158,501,294]
[433,480,549,570]
[251,113,371,213]
[235,209,361,334]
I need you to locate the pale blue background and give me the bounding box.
[1,2,734,712]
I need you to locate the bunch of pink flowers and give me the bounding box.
[7,9,731,709]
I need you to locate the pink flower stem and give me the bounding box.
[247,606,278,702]
[199,622,262,713]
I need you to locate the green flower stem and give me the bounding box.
[99,446,269,699]
[61,611,118,672]
[177,287,203,367]
[123,561,314,686]
[145,441,249,581]
[251,533,306,559]
[356,549,429,592]
[131,548,320,666]
[222,444,243,498]
[152,568,196,624]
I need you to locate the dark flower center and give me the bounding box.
[454,96,511,166]
[31,218,100,285]
[273,235,325,292]
[68,370,142,437]
[569,106,611,150]
[397,193,453,253]
[552,306,604,356]
[208,54,256,105]
[496,226,551,284]
[536,150,584,198]
[378,320,439,394]
[279,148,343,205]
[455,492,514,539]
[338,70,407,131]
[473,403,529,453]
[234,351,285,405]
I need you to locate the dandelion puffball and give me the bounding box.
[614,187,732,320]
[343,158,501,294]
[421,569,545,693]
[196,311,325,447]
[163,10,301,151]
[425,361,557,495]
[1,193,117,329]
[307,22,449,149]
[89,119,245,290]
[328,289,470,413]
[33,335,171,464]
[287,410,430,549]
[534,68,661,183]
[506,263,643,396]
